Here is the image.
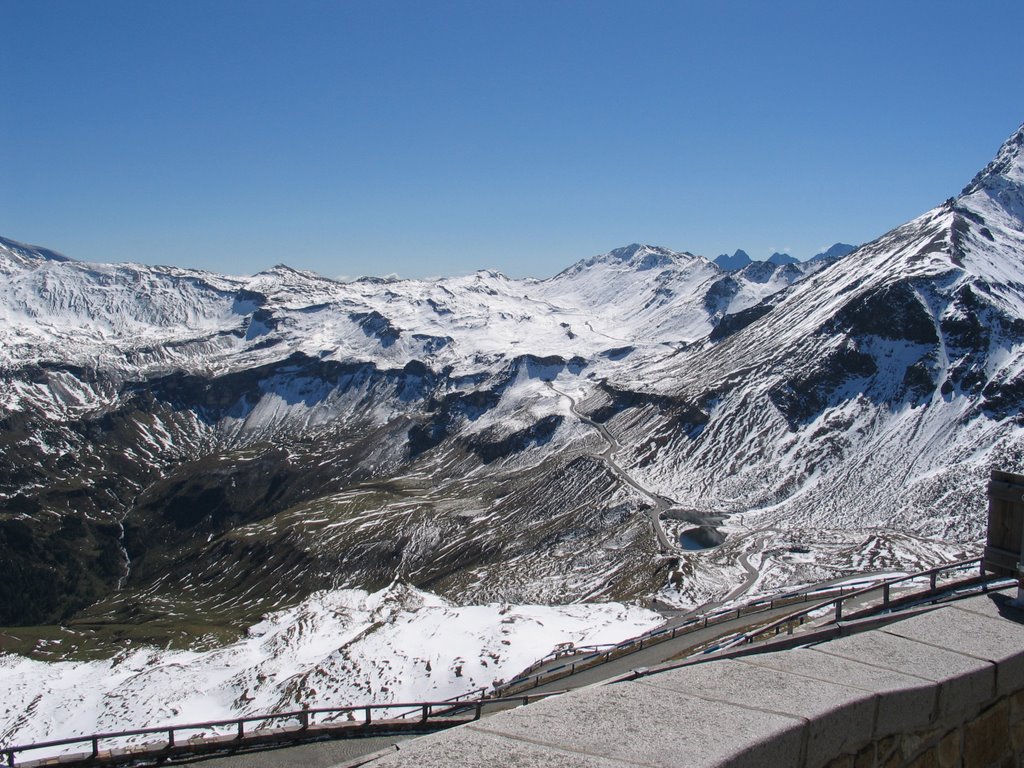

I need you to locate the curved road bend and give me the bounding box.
[547,383,675,552]
[717,534,772,605]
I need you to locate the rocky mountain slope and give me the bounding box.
[1,122,1022,751]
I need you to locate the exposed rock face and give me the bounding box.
[1,124,1023,642]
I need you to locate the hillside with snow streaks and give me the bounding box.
[1,123,1024,748]
[0,584,659,756]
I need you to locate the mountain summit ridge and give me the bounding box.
[2,122,1023,752]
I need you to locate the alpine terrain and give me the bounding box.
[2,123,1023,749]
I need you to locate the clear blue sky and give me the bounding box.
[3,1,1023,279]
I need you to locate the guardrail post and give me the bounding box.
[421,704,429,723]
[5,748,14,766]
[91,737,99,759]
[475,700,482,720]
[167,729,175,748]
[834,600,843,621]
[365,706,372,726]
[237,721,244,740]
[300,708,310,730]
[930,572,938,590]
[883,583,891,606]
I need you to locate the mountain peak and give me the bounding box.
[574,244,693,273]
[811,243,857,262]
[714,249,752,271]
[767,252,798,265]
[0,236,72,272]
[607,243,673,263]
[956,122,1024,227]
[958,123,1023,197]
[968,123,1024,188]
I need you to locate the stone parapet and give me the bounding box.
[362,590,1024,767]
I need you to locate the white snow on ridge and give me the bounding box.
[0,584,660,758]
[3,122,1024,756]
[0,239,824,381]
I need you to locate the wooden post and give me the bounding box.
[91,738,100,759]
[929,571,937,590]
[364,706,371,726]
[984,471,1024,599]
[474,700,482,720]
[834,600,843,621]
[237,721,244,740]
[167,729,175,748]
[421,704,429,723]
[883,583,891,606]
[300,708,309,730]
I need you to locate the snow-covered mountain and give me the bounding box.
[714,249,752,270]
[767,251,798,265]
[811,242,858,262]
[2,122,1023,749]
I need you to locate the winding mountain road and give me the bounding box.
[548,381,776,609]
[722,533,770,603]
[547,383,675,552]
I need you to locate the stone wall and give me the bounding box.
[367,589,1024,768]
[828,692,1024,768]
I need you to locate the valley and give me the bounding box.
[1,122,1023,750]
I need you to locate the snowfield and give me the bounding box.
[2,123,1024,750]
[0,584,660,757]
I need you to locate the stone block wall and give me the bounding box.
[827,691,1024,768]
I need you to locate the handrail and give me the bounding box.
[492,558,986,696]
[1,692,564,767]
[1,558,989,766]
[394,686,487,720]
[714,556,987,652]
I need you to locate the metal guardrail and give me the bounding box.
[2,558,993,767]
[606,558,1012,688]
[709,556,989,653]
[490,572,913,697]
[1,692,562,767]
[394,686,487,720]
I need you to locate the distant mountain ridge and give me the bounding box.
[0,235,72,273]
[811,242,857,261]
[1,124,1023,748]
[713,249,752,270]
[713,242,855,271]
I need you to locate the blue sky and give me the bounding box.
[3,1,1023,279]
